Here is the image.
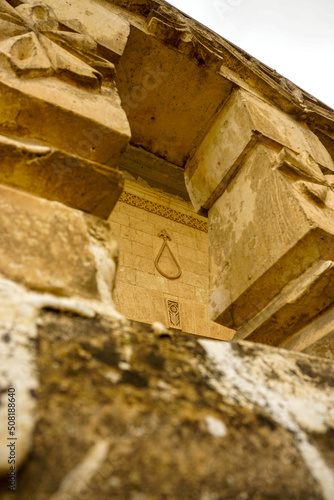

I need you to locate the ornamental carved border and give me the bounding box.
[119,191,208,233]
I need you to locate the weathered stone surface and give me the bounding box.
[97,0,334,177]
[0,4,333,496]
[207,142,334,343]
[184,88,334,346]
[0,70,130,168]
[21,0,131,63]
[116,25,233,167]
[0,184,119,302]
[0,280,39,476]
[0,308,333,499]
[0,134,124,218]
[0,0,131,168]
[185,90,334,212]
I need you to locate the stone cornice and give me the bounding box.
[109,0,334,142]
[12,0,334,152]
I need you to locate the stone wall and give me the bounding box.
[109,181,234,340]
[0,1,333,498]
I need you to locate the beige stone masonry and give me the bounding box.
[0,134,124,218]
[186,90,333,212]
[185,89,334,347]
[0,0,130,218]
[110,181,234,341]
[0,183,119,303]
[0,0,333,352]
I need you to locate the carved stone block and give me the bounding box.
[186,89,334,346]
[166,299,182,330]
[185,90,333,212]
[0,0,130,216]
[208,143,334,345]
[19,0,131,63]
[0,134,123,218]
[0,184,119,302]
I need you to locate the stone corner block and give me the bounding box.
[0,184,119,301]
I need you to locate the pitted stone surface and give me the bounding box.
[0,309,332,499]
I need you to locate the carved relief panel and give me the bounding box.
[0,0,130,218]
[166,299,182,330]
[0,1,115,87]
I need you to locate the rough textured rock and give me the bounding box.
[0,184,119,302]
[1,307,333,499]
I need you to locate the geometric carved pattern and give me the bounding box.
[119,191,208,232]
[166,299,182,330]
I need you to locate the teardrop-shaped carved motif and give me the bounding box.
[154,229,182,280]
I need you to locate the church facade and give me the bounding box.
[0,0,333,356]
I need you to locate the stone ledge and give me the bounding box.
[0,134,124,218]
[0,184,119,301]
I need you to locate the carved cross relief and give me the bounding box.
[0,0,115,89]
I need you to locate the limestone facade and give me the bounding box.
[0,0,333,353]
[110,181,234,340]
[0,0,334,494]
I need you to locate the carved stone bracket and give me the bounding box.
[147,5,225,70]
[275,148,334,209]
[144,0,334,149]
[185,88,334,347]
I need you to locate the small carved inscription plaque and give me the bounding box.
[166,299,182,330]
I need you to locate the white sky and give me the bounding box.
[167,0,334,109]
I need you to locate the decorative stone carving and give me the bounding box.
[0,0,115,88]
[275,148,334,208]
[185,89,334,346]
[18,0,131,64]
[154,229,182,280]
[147,5,225,70]
[0,0,130,217]
[119,191,208,232]
[166,298,182,330]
